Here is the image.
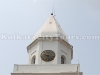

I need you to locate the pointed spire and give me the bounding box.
[33,14,68,42]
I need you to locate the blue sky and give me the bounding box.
[0,0,100,75]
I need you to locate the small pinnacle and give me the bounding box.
[51,13,53,15]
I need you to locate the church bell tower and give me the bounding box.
[11,13,83,75]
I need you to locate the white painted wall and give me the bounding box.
[13,64,80,73]
[28,39,72,65]
[28,42,39,64]
[60,42,71,64]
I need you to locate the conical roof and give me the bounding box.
[33,14,68,42]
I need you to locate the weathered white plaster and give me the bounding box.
[13,64,80,73]
[11,14,83,75]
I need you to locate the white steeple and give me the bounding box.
[27,13,73,65]
[12,13,83,75]
[33,13,68,42]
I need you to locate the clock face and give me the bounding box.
[41,50,55,62]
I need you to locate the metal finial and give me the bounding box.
[51,2,55,16]
[51,13,53,15]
